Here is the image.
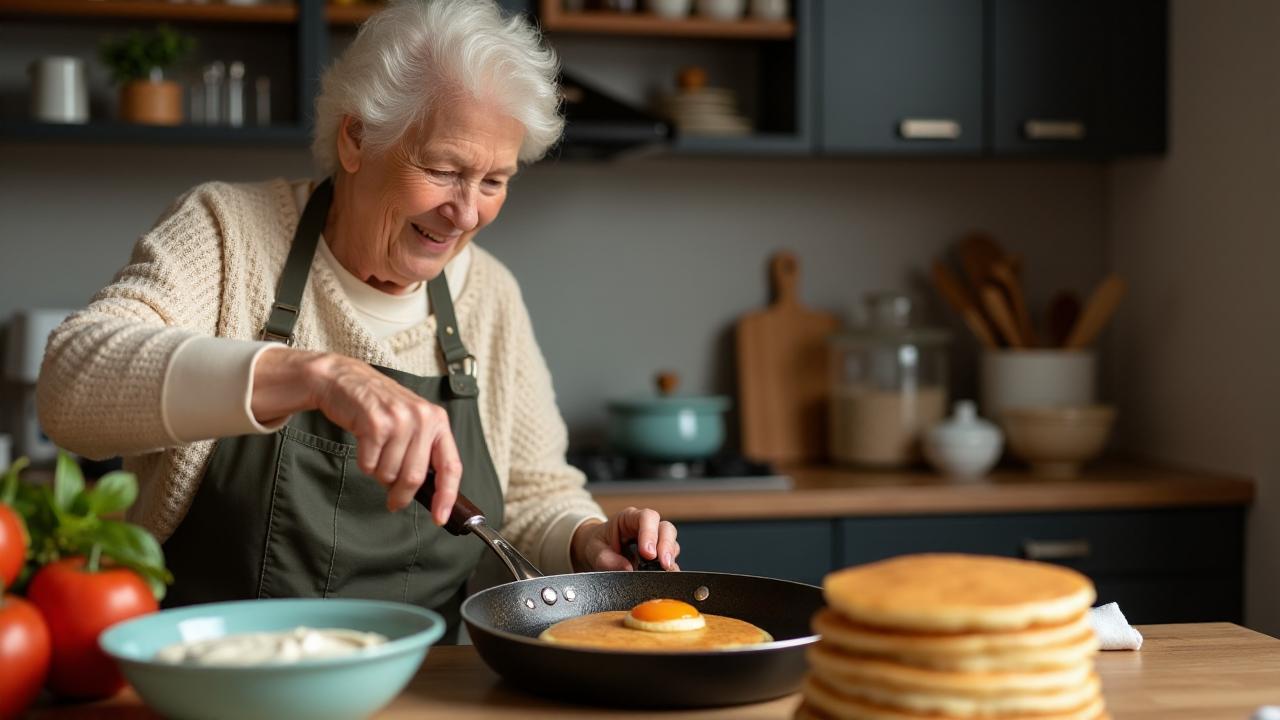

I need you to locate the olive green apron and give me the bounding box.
[162,178,504,642]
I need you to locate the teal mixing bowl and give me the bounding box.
[99,598,444,720]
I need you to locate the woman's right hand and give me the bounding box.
[250,347,461,522]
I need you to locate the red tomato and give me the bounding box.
[0,504,25,590]
[26,557,157,700]
[0,594,52,720]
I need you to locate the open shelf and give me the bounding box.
[0,0,298,23]
[0,120,312,146]
[539,1,793,40]
[325,2,381,25]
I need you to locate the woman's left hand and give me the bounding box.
[571,507,680,572]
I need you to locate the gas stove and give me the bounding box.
[568,451,793,494]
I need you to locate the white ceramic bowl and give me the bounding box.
[1000,405,1116,478]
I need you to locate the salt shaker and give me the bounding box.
[226,61,245,127]
[203,61,224,125]
[923,400,1004,480]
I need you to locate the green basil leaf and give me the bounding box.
[53,452,85,514]
[86,472,138,516]
[1,456,28,505]
[95,519,166,571]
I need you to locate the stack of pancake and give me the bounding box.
[797,554,1106,720]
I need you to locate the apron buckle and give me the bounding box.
[261,302,300,346]
[449,355,478,377]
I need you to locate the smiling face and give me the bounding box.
[328,94,525,293]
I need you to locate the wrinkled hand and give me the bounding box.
[571,507,680,572]
[251,348,461,522]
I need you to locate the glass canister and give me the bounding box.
[829,293,950,467]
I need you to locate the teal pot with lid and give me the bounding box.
[607,372,731,461]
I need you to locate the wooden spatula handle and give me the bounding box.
[992,260,1038,347]
[770,251,799,306]
[980,284,1026,349]
[1066,275,1126,349]
[931,261,998,349]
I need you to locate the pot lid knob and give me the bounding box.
[655,371,680,396]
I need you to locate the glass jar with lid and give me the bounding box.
[829,293,950,467]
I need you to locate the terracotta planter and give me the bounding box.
[120,79,182,125]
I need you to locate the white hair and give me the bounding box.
[311,0,563,175]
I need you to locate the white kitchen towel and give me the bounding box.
[1252,707,1280,720]
[1089,602,1143,650]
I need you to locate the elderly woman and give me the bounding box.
[36,0,678,636]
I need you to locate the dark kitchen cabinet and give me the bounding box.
[673,519,834,586]
[677,507,1244,625]
[815,0,1165,158]
[819,0,984,155]
[990,0,1104,155]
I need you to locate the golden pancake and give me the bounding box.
[807,642,1094,695]
[823,554,1096,632]
[802,676,1107,720]
[813,607,1093,657]
[538,610,772,651]
[813,625,1100,673]
[811,663,1102,717]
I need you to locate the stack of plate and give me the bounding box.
[658,86,752,137]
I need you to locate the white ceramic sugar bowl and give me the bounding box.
[923,400,1003,480]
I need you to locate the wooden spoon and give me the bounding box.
[990,260,1038,347]
[1047,292,1082,348]
[958,232,1005,298]
[931,261,998,349]
[979,283,1026,349]
[1066,275,1126,349]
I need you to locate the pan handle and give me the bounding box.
[416,471,545,582]
[625,541,666,572]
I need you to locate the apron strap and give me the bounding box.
[428,273,478,397]
[262,177,334,345]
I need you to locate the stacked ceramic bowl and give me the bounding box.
[658,85,752,137]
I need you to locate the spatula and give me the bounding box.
[979,283,1026,349]
[931,261,998,349]
[990,260,1037,347]
[1066,275,1126,349]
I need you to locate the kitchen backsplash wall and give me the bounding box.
[1107,0,1280,635]
[0,146,1106,442]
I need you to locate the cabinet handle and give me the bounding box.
[1023,119,1087,141]
[899,118,961,140]
[1022,539,1091,561]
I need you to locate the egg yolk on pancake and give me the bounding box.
[625,599,706,632]
[538,598,773,651]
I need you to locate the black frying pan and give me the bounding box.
[419,484,824,708]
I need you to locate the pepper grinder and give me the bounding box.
[226,61,245,128]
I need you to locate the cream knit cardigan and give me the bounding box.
[36,178,605,575]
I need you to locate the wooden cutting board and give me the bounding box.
[736,251,838,465]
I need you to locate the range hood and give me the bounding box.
[556,72,673,158]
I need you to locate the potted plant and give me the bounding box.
[100,25,195,126]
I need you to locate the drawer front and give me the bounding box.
[838,508,1244,577]
[1095,575,1242,625]
[675,520,833,586]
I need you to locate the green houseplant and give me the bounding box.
[99,25,195,126]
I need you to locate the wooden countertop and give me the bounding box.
[592,461,1255,521]
[33,623,1280,719]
